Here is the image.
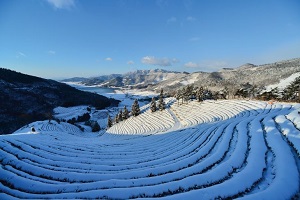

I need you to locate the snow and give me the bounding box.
[265,72,300,91]
[167,79,180,86]
[180,74,199,86]
[278,107,300,156]
[242,109,299,199]
[54,105,90,120]
[1,97,300,199]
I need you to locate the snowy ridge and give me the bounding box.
[1,100,300,199]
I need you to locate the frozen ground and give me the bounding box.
[1,99,300,199]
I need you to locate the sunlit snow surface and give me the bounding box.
[1,100,300,199]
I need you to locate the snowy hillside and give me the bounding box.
[1,99,299,199]
[265,72,300,91]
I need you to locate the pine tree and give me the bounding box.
[158,89,165,111]
[107,115,112,129]
[223,86,229,99]
[183,88,190,103]
[46,112,53,123]
[175,89,182,105]
[181,87,185,104]
[131,99,140,116]
[185,85,194,101]
[196,86,204,102]
[118,110,123,121]
[115,114,119,123]
[122,106,129,119]
[150,97,157,112]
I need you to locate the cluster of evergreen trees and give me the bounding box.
[107,89,167,129]
[150,89,165,112]
[114,106,130,123]
[107,101,140,129]
[173,85,225,105]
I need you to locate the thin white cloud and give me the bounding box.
[46,0,75,10]
[186,16,196,22]
[19,52,26,57]
[167,17,177,23]
[16,52,26,58]
[141,56,179,67]
[105,57,113,61]
[48,50,56,55]
[127,60,134,65]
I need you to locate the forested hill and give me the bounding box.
[0,68,119,135]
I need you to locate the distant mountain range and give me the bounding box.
[63,58,300,92]
[0,68,119,134]
[62,69,182,88]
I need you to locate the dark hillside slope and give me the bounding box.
[0,68,119,134]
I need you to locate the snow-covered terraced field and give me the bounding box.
[107,109,175,135]
[1,100,300,199]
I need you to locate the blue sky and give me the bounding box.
[0,0,300,79]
